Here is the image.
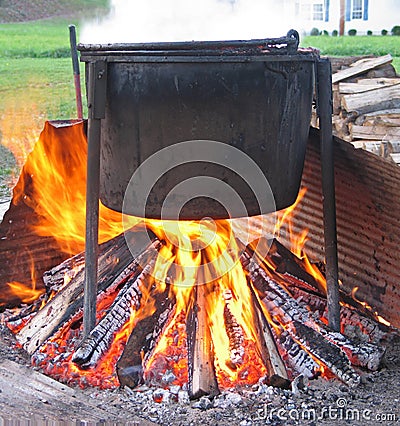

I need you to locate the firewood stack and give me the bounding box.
[320,55,400,164]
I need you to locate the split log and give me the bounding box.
[332,54,393,84]
[187,281,219,399]
[16,232,158,354]
[362,116,400,127]
[341,83,400,115]
[250,287,288,379]
[116,284,175,388]
[355,108,400,125]
[329,55,375,73]
[356,78,400,85]
[339,79,400,94]
[390,153,400,164]
[349,124,400,141]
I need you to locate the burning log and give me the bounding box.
[187,281,219,399]
[288,320,360,386]
[241,249,386,385]
[223,290,245,368]
[266,238,325,294]
[277,330,322,379]
[290,285,389,343]
[248,286,288,380]
[116,282,176,388]
[16,232,158,354]
[72,259,157,368]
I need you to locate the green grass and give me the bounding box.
[302,35,400,57]
[0,20,79,58]
[301,35,400,72]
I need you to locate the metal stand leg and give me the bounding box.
[83,60,107,338]
[317,58,341,332]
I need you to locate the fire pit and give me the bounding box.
[4,30,381,402]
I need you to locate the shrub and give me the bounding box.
[381,29,388,35]
[322,30,329,36]
[310,27,320,36]
[348,29,357,36]
[332,29,338,37]
[392,26,400,36]
[367,30,373,36]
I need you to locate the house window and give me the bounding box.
[313,3,324,20]
[300,2,324,21]
[352,0,363,19]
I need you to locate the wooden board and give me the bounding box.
[0,358,155,424]
[332,54,393,84]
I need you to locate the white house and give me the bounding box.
[283,0,400,35]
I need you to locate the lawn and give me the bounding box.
[301,34,400,71]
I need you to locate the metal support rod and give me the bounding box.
[69,25,83,120]
[317,58,341,332]
[83,60,107,337]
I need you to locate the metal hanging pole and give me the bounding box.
[317,58,341,332]
[83,60,107,338]
[69,25,83,120]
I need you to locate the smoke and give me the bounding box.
[80,0,297,43]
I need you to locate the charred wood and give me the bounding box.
[289,320,360,386]
[72,259,157,368]
[116,284,176,388]
[16,232,158,354]
[241,250,388,384]
[276,330,321,379]
[290,286,389,343]
[223,290,245,368]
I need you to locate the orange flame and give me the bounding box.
[272,187,327,293]
[5,251,45,304]
[143,219,267,387]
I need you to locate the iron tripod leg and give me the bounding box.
[83,60,107,338]
[317,58,341,332]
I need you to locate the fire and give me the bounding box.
[142,219,268,387]
[10,121,138,256]
[6,281,43,305]
[5,251,44,304]
[351,287,391,327]
[2,120,393,392]
[272,187,327,293]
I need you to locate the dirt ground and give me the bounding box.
[0,321,399,425]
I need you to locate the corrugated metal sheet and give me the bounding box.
[280,127,400,328]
